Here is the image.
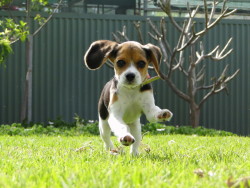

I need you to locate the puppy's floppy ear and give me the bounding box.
[84,40,118,70]
[143,44,164,79]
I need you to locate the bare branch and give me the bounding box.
[105,60,114,69]
[33,0,63,36]
[197,64,206,79]
[212,48,233,60]
[191,5,200,18]
[176,35,196,52]
[204,0,209,28]
[199,65,239,107]
[133,21,144,44]
[207,45,220,56]
[117,26,129,41]
[147,18,185,70]
[195,44,220,65]
[187,2,191,17]
[112,32,121,43]
[224,69,240,83]
[197,72,205,82]
[160,17,167,41]
[221,0,227,13]
[197,85,213,90]
[168,49,177,73]
[199,87,217,107]
[176,20,187,49]
[148,32,158,41]
[223,9,237,17]
[170,20,187,71]
[158,0,171,15]
[158,38,169,66]
[9,38,20,45]
[168,14,183,32]
[208,0,217,25]
[195,7,236,37]
[158,0,182,32]
[163,77,191,102]
[221,0,237,17]
[147,18,162,37]
[194,37,233,65]
[219,64,229,80]
[212,38,233,60]
[218,37,232,57]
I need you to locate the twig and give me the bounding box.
[133,21,144,44]
[33,0,63,36]
[112,32,121,43]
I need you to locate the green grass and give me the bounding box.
[0,135,249,188]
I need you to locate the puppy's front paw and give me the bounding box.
[157,109,173,121]
[119,135,135,146]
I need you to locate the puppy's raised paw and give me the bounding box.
[157,109,173,121]
[120,135,135,146]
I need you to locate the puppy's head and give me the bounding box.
[84,40,162,88]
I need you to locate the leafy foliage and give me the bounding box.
[0,0,12,7]
[142,123,236,136]
[0,39,12,64]
[0,116,236,136]
[0,19,29,64]
[0,0,59,65]
[0,19,29,41]
[0,122,99,136]
[31,0,49,11]
[34,14,47,25]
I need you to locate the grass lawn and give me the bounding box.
[0,135,249,188]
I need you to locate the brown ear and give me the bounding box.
[143,44,164,79]
[84,40,118,70]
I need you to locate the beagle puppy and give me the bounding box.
[84,40,173,155]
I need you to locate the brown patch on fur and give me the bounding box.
[157,111,172,119]
[98,78,119,120]
[110,92,118,106]
[84,40,162,80]
[143,44,162,78]
[114,43,149,79]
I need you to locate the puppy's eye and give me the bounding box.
[137,61,146,68]
[117,60,126,68]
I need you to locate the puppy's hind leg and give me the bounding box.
[99,117,114,151]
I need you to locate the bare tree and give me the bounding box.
[113,0,239,128]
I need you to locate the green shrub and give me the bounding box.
[142,123,236,136]
[0,123,236,137]
[0,116,236,136]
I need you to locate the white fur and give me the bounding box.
[115,62,143,88]
[97,45,172,155]
[99,82,172,155]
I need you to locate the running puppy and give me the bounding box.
[84,40,173,155]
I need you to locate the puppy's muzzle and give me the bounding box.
[126,73,135,83]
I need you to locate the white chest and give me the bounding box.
[115,88,143,124]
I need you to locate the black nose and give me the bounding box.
[126,73,135,82]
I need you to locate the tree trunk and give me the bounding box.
[20,35,33,122]
[189,104,200,128]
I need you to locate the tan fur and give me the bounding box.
[84,40,173,155]
[110,93,118,106]
[114,43,149,80]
